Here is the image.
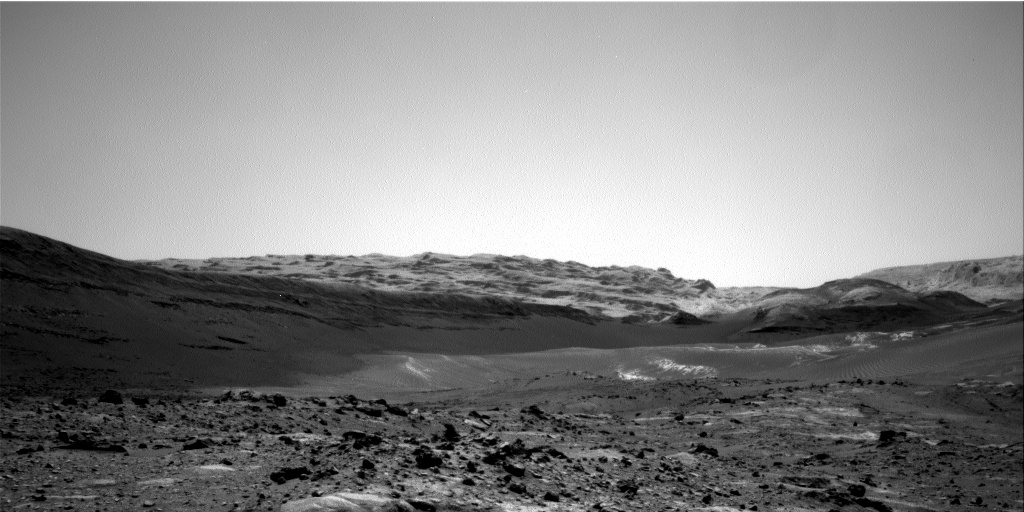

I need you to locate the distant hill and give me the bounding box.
[858,256,1023,304]
[140,251,719,323]
[745,278,997,334]
[2,226,1020,394]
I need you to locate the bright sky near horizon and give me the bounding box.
[2,3,1022,287]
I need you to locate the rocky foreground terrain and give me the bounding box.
[2,227,1022,511]
[2,376,1021,512]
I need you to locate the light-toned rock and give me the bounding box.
[665,451,700,466]
[137,478,178,486]
[280,492,412,512]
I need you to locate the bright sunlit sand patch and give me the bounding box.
[651,358,718,377]
[615,367,655,381]
[812,406,863,417]
[403,357,434,380]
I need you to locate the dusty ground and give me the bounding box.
[1,376,1020,512]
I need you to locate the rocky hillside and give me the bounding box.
[858,256,1023,304]
[745,278,996,334]
[141,252,720,322]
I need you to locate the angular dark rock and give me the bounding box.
[353,434,383,449]
[309,467,339,481]
[413,446,443,469]
[508,482,528,495]
[522,404,546,417]
[854,497,895,512]
[407,500,437,512]
[58,439,127,452]
[183,438,211,451]
[692,444,719,457]
[617,479,639,496]
[503,462,526,477]
[442,423,460,442]
[355,406,383,417]
[878,430,906,446]
[270,466,311,484]
[98,390,123,405]
[386,405,408,416]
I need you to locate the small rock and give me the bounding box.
[413,446,443,469]
[182,438,210,451]
[408,500,437,512]
[692,444,719,457]
[98,390,123,405]
[270,466,311,484]
[442,423,460,442]
[503,462,526,478]
[522,404,545,417]
[386,405,408,416]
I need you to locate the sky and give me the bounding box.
[2,3,1022,288]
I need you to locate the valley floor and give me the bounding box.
[1,376,1021,512]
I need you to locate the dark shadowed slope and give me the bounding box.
[0,227,605,394]
[858,255,1023,304]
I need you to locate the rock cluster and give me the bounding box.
[0,379,1020,511]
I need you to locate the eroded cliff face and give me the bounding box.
[139,250,720,322]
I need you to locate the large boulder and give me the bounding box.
[98,390,123,405]
[280,493,413,512]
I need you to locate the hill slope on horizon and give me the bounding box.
[858,255,1023,304]
[138,239,1023,320]
[2,226,1021,395]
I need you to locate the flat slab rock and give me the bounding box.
[280,492,413,512]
